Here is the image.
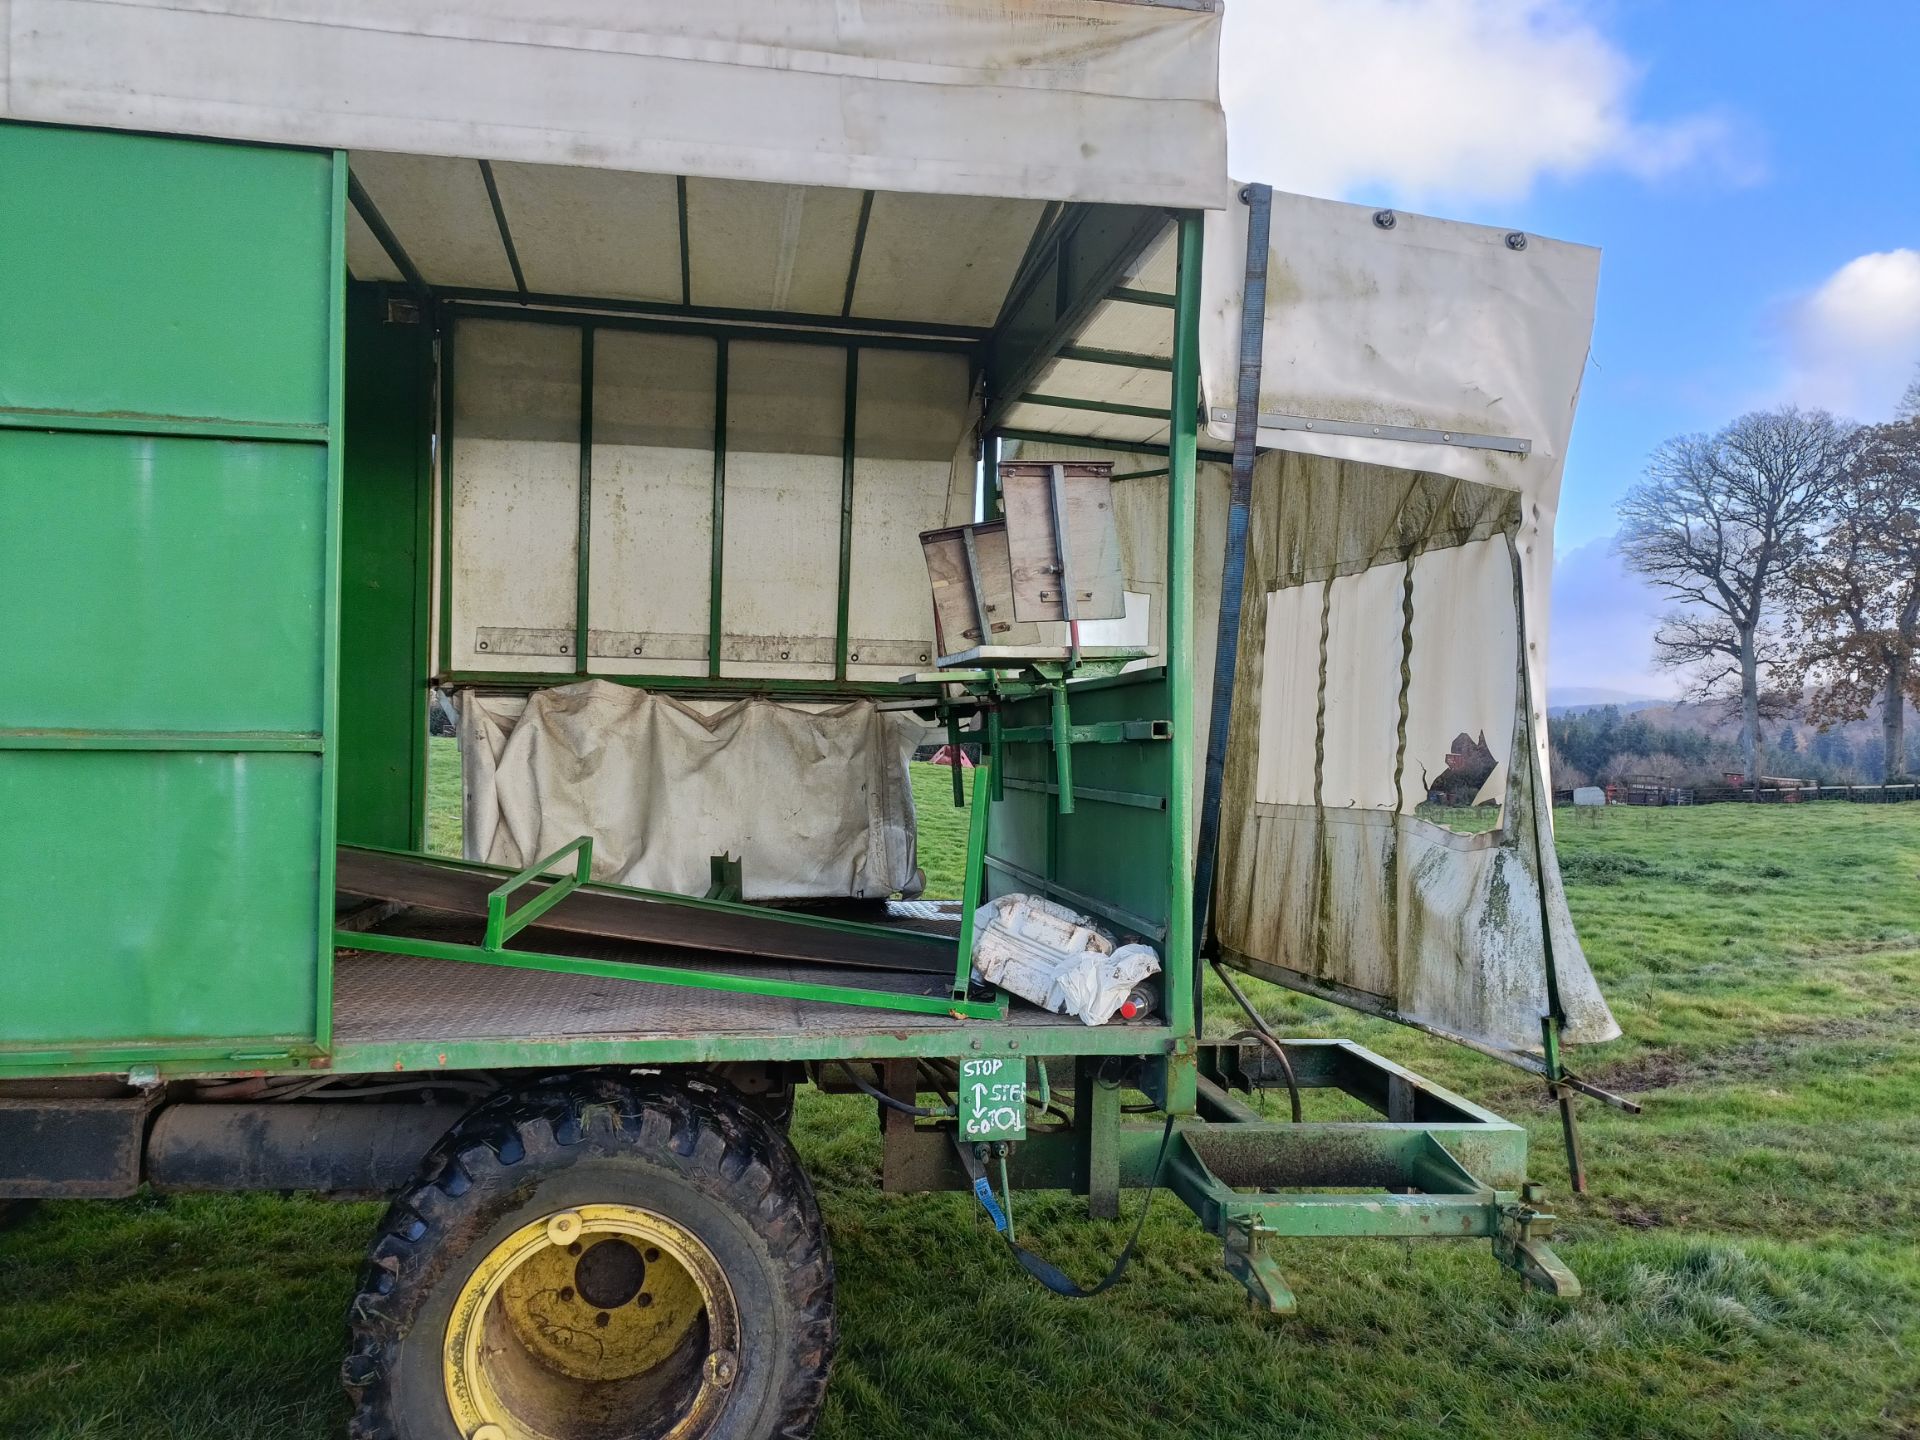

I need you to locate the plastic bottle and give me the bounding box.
[1117,978,1159,1021]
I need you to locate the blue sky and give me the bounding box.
[1219,1,1920,697]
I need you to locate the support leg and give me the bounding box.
[1073,1056,1120,1220]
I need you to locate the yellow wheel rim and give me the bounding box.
[444,1204,741,1440]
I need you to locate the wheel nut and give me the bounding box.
[706,1350,739,1387]
[472,1426,507,1440]
[545,1211,584,1247]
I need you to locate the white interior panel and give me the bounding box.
[849,192,1044,326]
[687,180,862,314]
[450,318,581,672]
[1401,537,1520,814]
[590,330,719,677]
[1034,357,1171,413]
[350,151,518,290]
[1001,402,1168,447]
[491,161,682,302]
[845,350,972,680]
[1074,296,1173,355]
[720,341,845,678]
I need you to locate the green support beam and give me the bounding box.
[1164,208,1204,1055]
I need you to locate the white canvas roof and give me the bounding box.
[0,0,1227,208]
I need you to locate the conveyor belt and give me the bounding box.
[336,848,955,976]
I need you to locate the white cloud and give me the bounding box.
[1548,535,1675,698]
[1778,249,1920,420]
[1221,0,1757,206]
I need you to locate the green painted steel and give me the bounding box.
[0,123,344,1068]
[708,340,730,677]
[0,125,332,428]
[1164,210,1205,1045]
[986,672,1173,944]
[575,326,595,675]
[485,837,594,949]
[0,430,327,736]
[957,1055,1028,1141]
[0,749,322,1050]
[337,284,432,851]
[835,348,858,679]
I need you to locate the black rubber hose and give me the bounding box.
[1212,960,1304,1123]
[826,1059,954,1118]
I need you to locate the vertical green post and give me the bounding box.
[575,325,594,676]
[708,338,729,678]
[315,151,349,1050]
[953,753,992,998]
[436,317,456,675]
[835,347,859,679]
[1164,209,1204,1048]
[1049,682,1075,814]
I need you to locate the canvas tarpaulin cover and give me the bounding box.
[1193,192,1616,1056]
[457,681,929,901]
[0,0,1226,208]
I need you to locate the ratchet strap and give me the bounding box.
[953,1113,1178,1298]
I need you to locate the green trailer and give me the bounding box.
[0,7,1625,1438]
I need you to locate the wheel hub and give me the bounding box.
[444,1204,740,1440]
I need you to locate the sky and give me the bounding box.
[1218,0,1920,698]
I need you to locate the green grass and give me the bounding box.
[3,774,1917,1438]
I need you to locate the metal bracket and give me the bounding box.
[1224,1219,1296,1314]
[1492,1188,1580,1298]
[1207,407,1532,456]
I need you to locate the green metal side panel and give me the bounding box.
[0,751,321,1049]
[986,670,1172,942]
[0,124,333,429]
[0,431,327,735]
[0,123,344,1068]
[337,284,432,850]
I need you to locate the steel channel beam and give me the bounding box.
[708,338,729,677]
[439,292,985,348]
[1163,210,1204,1051]
[575,325,594,674]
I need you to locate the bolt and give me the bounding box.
[970,1038,983,1050]
[545,1211,584,1247]
[1373,209,1397,230]
[594,1312,610,1328]
[1506,231,1528,251]
[478,640,489,651]
[472,1426,508,1440]
[558,643,569,654]
[706,1350,739,1387]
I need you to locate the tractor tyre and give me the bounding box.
[342,1071,836,1440]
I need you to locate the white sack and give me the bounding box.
[970,894,1161,1027]
[458,680,928,901]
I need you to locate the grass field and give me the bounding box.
[3,755,1917,1438]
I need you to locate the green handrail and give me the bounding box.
[484,836,594,950]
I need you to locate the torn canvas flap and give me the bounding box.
[458,680,930,900]
[1211,453,1618,1056]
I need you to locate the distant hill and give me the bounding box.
[1546,686,1667,716]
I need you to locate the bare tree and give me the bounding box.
[1788,420,1920,779]
[1616,407,1854,789]
[1900,365,1920,424]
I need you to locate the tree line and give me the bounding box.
[1611,371,1920,785]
